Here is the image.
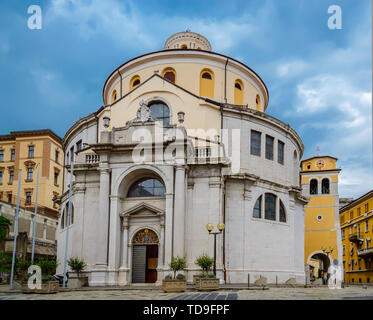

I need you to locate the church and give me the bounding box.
[56,31,308,286]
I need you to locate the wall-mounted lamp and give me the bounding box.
[103,116,111,129]
[177,111,185,124]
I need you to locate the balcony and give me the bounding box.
[357,247,373,259]
[85,154,100,164]
[349,232,364,244]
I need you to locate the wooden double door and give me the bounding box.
[132,244,158,283]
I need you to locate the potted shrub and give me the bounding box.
[67,257,88,289]
[194,254,214,285]
[30,258,59,294]
[195,254,219,291]
[162,256,187,293]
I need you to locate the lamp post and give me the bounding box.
[206,222,225,276]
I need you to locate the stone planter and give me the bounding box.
[196,278,220,291]
[162,279,187,293]
[68,276,89,289]
[193,275,201,285]
[22,280,59,294]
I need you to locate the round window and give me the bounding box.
[317,215,323,221]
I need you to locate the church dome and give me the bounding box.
[164,30,212,51]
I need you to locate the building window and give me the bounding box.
[127,178,166,198]
[70,146,74,162]
[365,220,369,233]
[27,168,33,181]
[62,202,74,229]
[253,196,262,218]
[357,207,361,215]
[54,171,59,185]
[343,245,345,256]
[234,80,244,105]
[365,203,369,213]
[76,140,82,151]
[265,193,276,221]
[341,229,345,240]
[55,150,59,163]
[340,214,345,224]
[130,75,141,90]
[279,201,286,222]
[148,102,170,126]
[321,178,330,194]
[162,68,176,83]
[199,69,214,98]
[265,135,274,160]
[9,170,14,184]
[7,193,12,203]
[28,146,34,158]
[11,149,15,161]
[350,211,354,220]
[111,89,117,104]
[278,141,284,165]
[310,179,318,195]
[0,150,4,162]
[255,94,261,110]
[250,130,261,157]
[0,171,3,184]
[25,192,32,205]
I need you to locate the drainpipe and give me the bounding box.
[224,58,229,103]
[222,172,227,283]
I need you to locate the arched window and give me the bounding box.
[127,178,166,198]
[181,44,187,49]
[322,178,330,194]
[199,69,214,98]
[162,68,176,83]
[310,179,318,195]
[148,101,170,125]
[234,80,244,105]
[256,94,261,110]
[62,202,74,229]
[61,211,64,229]
[265,193,276,221]
[111,90,117,104]
[130,76,141,90]
[279,201,286,222]
[253,195,262,218]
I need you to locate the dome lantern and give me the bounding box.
[164,30,211,51]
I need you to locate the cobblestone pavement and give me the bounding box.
[0,286,373,300]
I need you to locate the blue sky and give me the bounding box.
[0,0,372,198]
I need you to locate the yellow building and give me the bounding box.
[301,155,342,283]
[340,190,373,285]
[0,129,63,214]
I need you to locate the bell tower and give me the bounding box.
[300,155,342,283]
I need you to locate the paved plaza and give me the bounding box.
[0,285,373,300]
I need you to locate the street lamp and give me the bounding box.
[206,222,225,276]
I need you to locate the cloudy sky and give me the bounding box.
[0,0,372,198]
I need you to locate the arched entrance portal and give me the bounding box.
[131,229,159,283]
[308,252,331,284]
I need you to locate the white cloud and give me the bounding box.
[276,59,309,78]
[46,0,256,52]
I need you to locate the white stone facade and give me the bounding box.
[56,34,308,286]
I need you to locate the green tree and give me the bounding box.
[168,256,187,279]
[0,216,11,241]
[67,257,86,277]
[195,254,214,273]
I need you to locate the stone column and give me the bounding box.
[96,166,110,265]
[108,195,120,285]
[156,217,165,284]
[118,218,129,286]
[173,165,186,257]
